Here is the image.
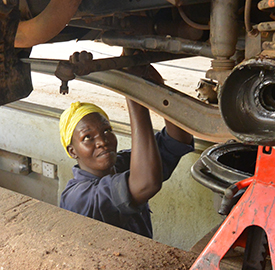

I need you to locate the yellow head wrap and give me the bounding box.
[59,101,109,158]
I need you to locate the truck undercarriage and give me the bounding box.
[2,0,275,145]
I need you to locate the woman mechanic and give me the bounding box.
[59,52,194,237]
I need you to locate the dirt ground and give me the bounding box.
[23,40,211,130]
[0,187,198,270]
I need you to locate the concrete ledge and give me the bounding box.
[4,100,213,151]
[5,100,132,135]
[0,187,197,269]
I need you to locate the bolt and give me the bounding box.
[60,80,69,95]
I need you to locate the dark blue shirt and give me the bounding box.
[60,128,194,238]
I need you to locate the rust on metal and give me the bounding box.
[258,0,275,10]
[0,0,33,106]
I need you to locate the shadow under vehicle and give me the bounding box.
[2,0,275,145]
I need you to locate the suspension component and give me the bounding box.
[55,51,187,94]
[206,0,239,84]
[220,54,275,146]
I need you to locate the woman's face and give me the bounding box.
[68,113,118,177]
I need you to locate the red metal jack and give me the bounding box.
[190,145,275,269]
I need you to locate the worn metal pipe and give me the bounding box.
[54,51,187,79]
[210,0,239,59]
[101,31,213,58]
[178,6,210,30]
